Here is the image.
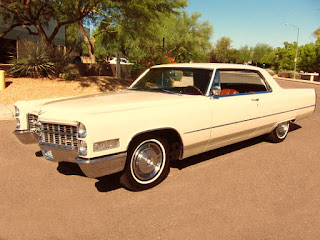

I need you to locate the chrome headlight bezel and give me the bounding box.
[15,106,20,117]
[16,118,20,130]
[78,140,87,156]
[77,122,87,139]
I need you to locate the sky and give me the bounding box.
[186,0,319,49]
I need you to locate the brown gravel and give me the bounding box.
[0,76,134,105]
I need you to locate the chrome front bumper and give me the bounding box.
[13,130,39,144]
[40,143,127,178]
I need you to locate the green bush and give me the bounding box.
[266,69,275,76]
[278,70,295,78]
[10,41,73,78]
[11,42,55,78]
[61,67,80,80]
[50,47,73,78]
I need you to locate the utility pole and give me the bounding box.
[285,23,299,79]
[116,51,121,78]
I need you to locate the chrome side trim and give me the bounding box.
[184,104,316,134]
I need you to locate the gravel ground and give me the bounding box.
[0,76,134,104]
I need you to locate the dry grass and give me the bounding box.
[0,76,134,105]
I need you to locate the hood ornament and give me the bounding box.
[38,109,46,115]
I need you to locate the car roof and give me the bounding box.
[151,63,262,71]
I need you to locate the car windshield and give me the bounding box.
[130,68,213,95]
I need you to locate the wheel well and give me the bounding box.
[128,129,183,160]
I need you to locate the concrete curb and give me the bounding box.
[0,104,14,120]
[274,77,320,85]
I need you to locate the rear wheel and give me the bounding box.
[120,136,170,191]
[266,121,290,143]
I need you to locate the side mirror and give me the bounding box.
[211,86,221,97]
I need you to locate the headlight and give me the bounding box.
[15,106,20,117]
[78,140,87,156]
[77,122,87,138]
[16,118,20,129]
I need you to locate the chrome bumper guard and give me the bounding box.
[13,130,39,144]
[40,143,127,178]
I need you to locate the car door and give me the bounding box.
[204,69,269,152]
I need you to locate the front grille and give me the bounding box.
[28,114,38,131]
[40,123,78,148]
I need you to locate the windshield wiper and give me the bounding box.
[160,89,180,94]
[129,87,150,91]
[129,88,179,95]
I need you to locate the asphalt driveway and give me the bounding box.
[1,79,320,239]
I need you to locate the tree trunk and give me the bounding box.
[34,20,53,48]
[78,20,95,63]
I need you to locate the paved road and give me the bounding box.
[1,79,320,239]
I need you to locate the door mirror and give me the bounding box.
[211,86,221,96]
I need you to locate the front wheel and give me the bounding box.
[266,121,290,143]
[120,136,170,191]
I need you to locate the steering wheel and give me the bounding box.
[184,85,203,95]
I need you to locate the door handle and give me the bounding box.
[251,98,259,102]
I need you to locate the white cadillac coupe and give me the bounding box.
[14,63,316,191]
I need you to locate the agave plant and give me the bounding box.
[11,42,55,78]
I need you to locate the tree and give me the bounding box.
[79,0,188,62]
[298,43,320,73]
[252,43,274,65]
[210,37,233,63]
[161,11,213,63]
[0,0,100,47]
[65,23,83,54]
[274,42,297,70]
[94,11,213,65]
[0,0,187,63]
[234,45,252,64]
[313,27,320,45]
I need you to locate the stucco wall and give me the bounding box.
[0,19,65,46]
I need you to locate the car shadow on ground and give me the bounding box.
[57,162,86,177]
[56,161,122,192]
[40,122,301,192]
[171,122,301,170]
[36,153,122,192]
[95,173,122,192]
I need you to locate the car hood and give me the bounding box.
[37,90,191,122]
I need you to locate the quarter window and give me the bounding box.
[214,69,269,95]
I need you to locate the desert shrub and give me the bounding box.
[49,47,73,77]
[61,66,80,80]
[11,41,73,78]
[278,70,294,78]
[11,42,55,78]
[266,68,275,76]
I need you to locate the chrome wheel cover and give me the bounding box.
[276,121,289,139]
[131,140,165,183]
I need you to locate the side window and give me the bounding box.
[217,70,269,95]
